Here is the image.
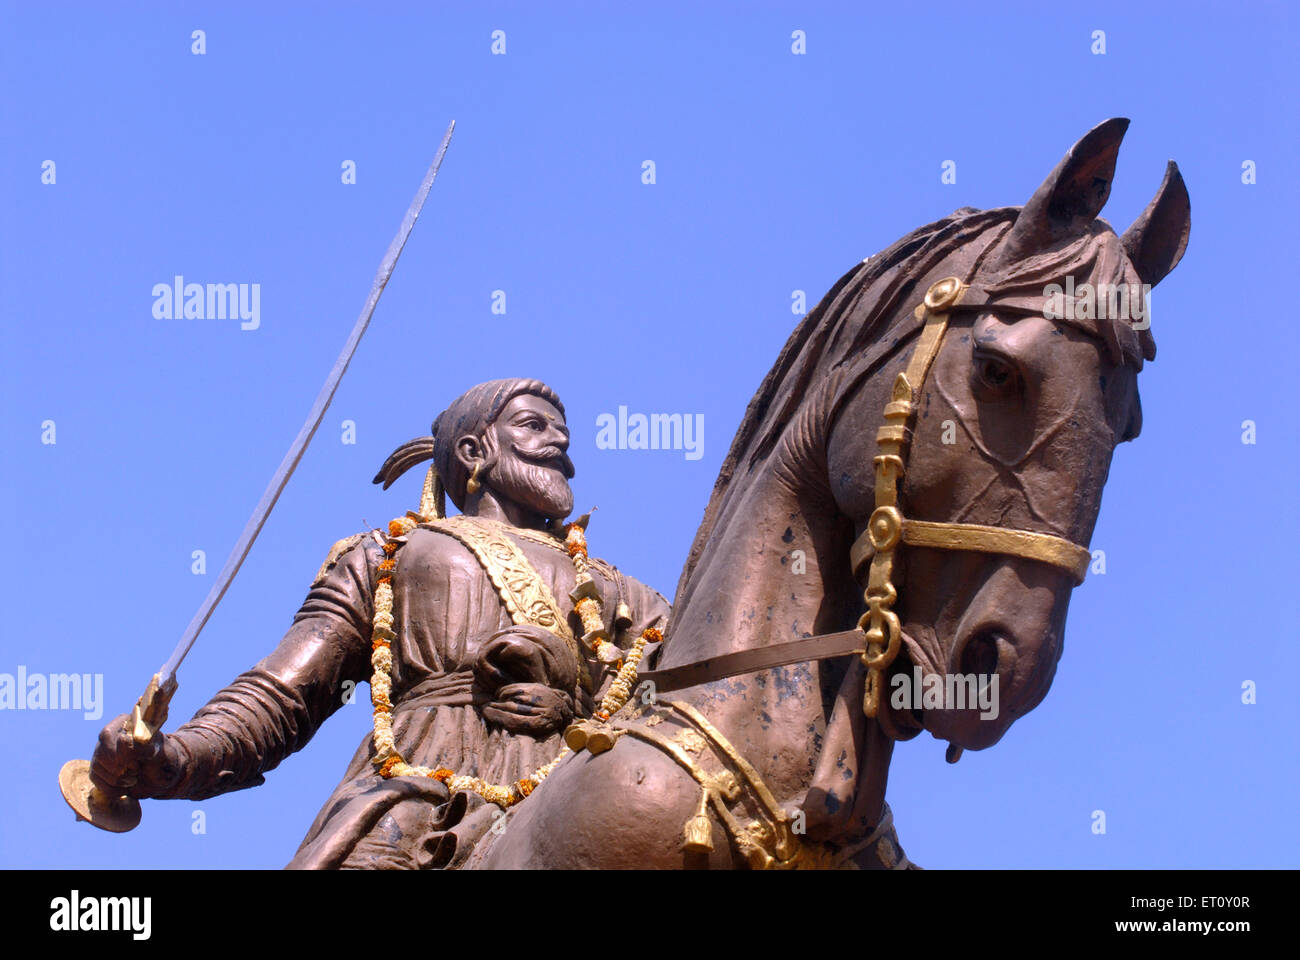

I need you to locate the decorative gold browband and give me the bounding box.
[854,276,1092,718]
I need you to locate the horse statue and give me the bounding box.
[472,118,1190,869]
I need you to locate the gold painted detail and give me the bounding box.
[568,698,880,869]
[683,792,715,853]
[858,277,965,718]
[673,728,708,754]
[312,533,367,588]
[901,520,1090,582]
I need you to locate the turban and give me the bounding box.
[373,378,565,514]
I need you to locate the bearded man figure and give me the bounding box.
[89,378,671,869]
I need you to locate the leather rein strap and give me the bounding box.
[638,629,867,695]
[639,278,1091,711]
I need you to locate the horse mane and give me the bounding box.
[671,204,1152,609]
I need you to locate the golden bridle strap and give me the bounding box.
[854,277,1092,718]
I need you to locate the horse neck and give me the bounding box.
[654,389,887,816]
[660,395,860,671]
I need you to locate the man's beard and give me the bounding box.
[489,450,574,521]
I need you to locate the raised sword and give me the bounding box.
[58,120,456,832]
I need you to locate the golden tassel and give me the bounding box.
[682,791,714,853]
[420,463,446,519]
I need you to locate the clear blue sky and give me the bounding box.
[2,1,1296,868]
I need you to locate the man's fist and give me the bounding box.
[474,625,579,737]
[474,623,578,693]
[481,682,574,737]
[90,714,184,799]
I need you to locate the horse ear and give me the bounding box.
[1121,160,1190,288]
[998,117,1130,261]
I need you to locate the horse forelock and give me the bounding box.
[980,221,1157,370]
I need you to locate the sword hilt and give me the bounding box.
[59,672,179,833]
[131,672,177,743]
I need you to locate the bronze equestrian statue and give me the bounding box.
[470,118,1190,869]
[81,118,1189,870]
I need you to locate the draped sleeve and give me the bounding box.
[154,534,378,800]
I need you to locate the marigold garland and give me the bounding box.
[366,512,657,809]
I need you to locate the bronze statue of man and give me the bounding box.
[89,378,671,868]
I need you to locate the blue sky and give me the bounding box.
[2,1,1296,868]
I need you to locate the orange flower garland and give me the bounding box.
[566,521,623,665]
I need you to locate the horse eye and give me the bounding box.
[973,351,1020,398]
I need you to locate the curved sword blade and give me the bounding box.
[159,120,456,684]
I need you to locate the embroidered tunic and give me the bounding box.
[154,517,670,868]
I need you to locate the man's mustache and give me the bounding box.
[514,445,575,479]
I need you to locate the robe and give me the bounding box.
[152,517,671,869]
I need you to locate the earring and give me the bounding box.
[467,461,482,495]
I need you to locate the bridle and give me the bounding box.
[638,276,1092,721]
[849,276,1090,717]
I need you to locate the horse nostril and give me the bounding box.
[960,631,1000,679]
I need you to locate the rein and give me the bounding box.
[638,278,1091,717]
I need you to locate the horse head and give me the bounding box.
[823,119,1190,752]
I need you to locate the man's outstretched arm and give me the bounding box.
[91,535,379,801]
